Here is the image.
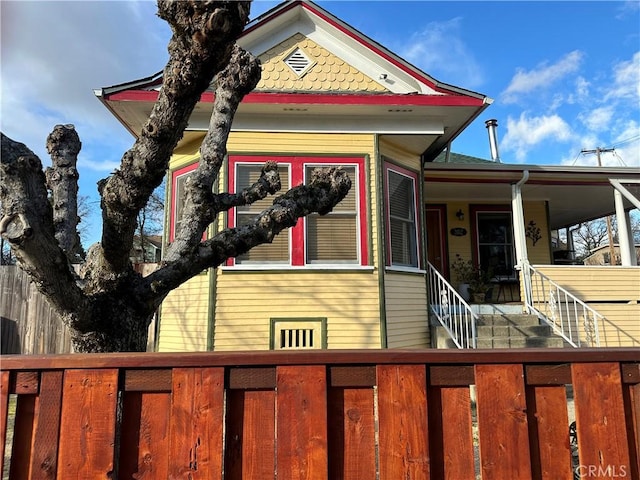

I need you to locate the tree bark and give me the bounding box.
[0,0,352,353]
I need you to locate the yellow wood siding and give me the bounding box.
[523,201,551,264]
[256,33,387,93]
[534,266,640,347]
[157,273,210,352]
[213,270,381,350]
[379,139,421,171]
[384,272,430,348]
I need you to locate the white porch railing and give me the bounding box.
[524,264,601,347]
[427,262,478,348]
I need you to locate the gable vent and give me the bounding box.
[284,48,313,76]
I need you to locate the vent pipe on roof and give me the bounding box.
[485,119,501,163]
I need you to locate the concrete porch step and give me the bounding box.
[475,324,553,338]
[477,314,541,327]
[476,336,565,349]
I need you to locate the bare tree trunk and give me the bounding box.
[0,1,351,352]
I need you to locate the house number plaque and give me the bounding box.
[450,228,467,236]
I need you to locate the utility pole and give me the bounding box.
[581,147,617,264]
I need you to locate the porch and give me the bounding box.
[1,349,639,479]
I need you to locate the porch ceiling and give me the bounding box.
[424,165,640,230]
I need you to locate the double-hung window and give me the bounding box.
[385,162,420,269]
[228,155,368,267]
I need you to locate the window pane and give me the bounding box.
[388,170,418,267]
[173,172,191,237]
[305,166,358,264]
[236,164,290,264]
[477,212,514,276]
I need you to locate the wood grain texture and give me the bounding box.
[29,370,63,480]
[225,389,276,480]
[377,364,430,480]
[526,385,572,480]
[276,365,328,480]
[476,364,532,480]
[328,387,376,480]
[429,386,475,480]
[0,370,9,475]
[9,394,36,480]
[119,391,171,479]
[572,363,631,479]
[168,367,225,479]
[57,369,118,479]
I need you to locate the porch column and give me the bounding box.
[614,189,637,266]
[512,171,531,305]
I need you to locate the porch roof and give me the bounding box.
[424,162,640,230]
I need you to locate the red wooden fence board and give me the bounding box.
[276,365,328,480]
[428,386,475,480]
[9,394,36,480]
[119,391,171,479]
[168,367,225,479]
[225,389,276,480]
[623,383,640,479]
[572,362,631,479]
[0,370,9,474]
[526,385,573,480]
[377,364,430,480]
[57,368,119,479]
[327,387,376,480]
[476,364,532,480]
[29,370,63,480]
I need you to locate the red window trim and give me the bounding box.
[469,204,513,268]
[383,162,422,269]
[227,155,369,267]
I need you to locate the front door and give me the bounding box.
[426,206,447,275]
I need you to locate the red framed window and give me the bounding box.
[384,161,421,269]
[228,155,368,267]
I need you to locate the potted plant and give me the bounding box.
[451,254,494,303]
[451,254,475,301]
[468,266,494,303]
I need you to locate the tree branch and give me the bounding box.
[144,167,352,298]
[164,44,262,261]
[45,124,84,262]
[0,133,86,318]
[97,1,252,274]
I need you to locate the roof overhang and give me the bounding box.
[94,0,491,159]
[424,163,640,230]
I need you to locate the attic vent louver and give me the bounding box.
[284,48,312,76]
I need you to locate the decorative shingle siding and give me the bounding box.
[256,33,388,93]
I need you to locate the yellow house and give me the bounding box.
[97,1,639,350]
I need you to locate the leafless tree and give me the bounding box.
[0,1,350,352]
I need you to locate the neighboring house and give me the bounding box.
[130,235,162,264]
[96,0,640,351]
[583,244,640,266]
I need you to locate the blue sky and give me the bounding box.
[1,1,639,246]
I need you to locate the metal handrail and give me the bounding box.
[524,264,601,347]
[427,262,478,348]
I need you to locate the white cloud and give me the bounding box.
[400,17,485,89]
[501,51,584,104]
[604,52,640,102]
[579,106,615,132]
[501,112,573,162]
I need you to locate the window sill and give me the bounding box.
[219,265,375,272]
[385,266,427,275]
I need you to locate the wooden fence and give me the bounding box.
[0,266,72,354]
[0,265,158,355]
[1,349,639,479]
